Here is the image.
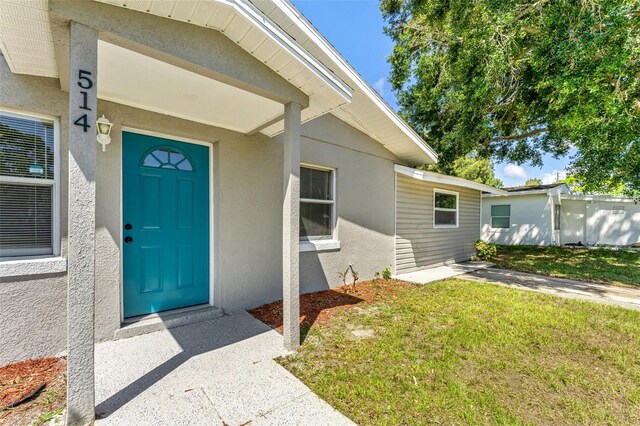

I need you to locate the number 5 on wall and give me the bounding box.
[78,70,93,89]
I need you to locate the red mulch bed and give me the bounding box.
[0,357,65,410]
[249,279,414,332]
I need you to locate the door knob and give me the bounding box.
[124,236,133,244]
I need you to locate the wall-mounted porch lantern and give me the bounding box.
[96,114,113,152]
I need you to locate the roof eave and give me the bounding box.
[272,0,438,164]
[395,165,507,195]
[234,0,353,104]
[561,195,638,203]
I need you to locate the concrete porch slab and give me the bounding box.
[394,261,494,284]
[95,311,354,426]
[114,304,223,340]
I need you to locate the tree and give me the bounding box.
[524,178,543,187]
[423,154,503,187]
[562,174,628,195]
[381,0,640,196]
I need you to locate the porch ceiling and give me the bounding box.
[98,41,283,134]
[0,0,438,164]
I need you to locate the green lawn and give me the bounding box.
[280,280,640,425]
[491,245,640,287]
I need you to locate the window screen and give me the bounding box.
[0,111,56,257]
[491,204,511,229]
[0,113,54,179]
[300,166,334,238]
[434,191,458,227]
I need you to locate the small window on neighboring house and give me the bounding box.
[612,206,625,215]
[491,205,511,229]
[300,165,335,239]
[434,190,458,227]
[554,205,561,230]
[0,110,57,258]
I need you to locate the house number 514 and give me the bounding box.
[73,70,93,132]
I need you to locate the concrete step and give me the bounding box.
[114,305,224,340]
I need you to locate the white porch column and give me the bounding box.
[66,22,98,426]
[282,102,301,351]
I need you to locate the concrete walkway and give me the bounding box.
[460,268,640,311]
[94,312,354,426]
[395,261,494,284]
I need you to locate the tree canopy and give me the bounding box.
[524,178,543,187]
[422,154,503,187]
[381,0,640,196]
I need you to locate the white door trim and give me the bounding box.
[119,127,216,323]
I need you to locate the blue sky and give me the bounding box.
[292,0,571,187]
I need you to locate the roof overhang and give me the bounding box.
[561,195,638,203]
[209,0,353,103]
[395,165,508,195]
[0,0,438,165]
[483,189,551,197]
[483,183,571,198]
[253,0,437,165]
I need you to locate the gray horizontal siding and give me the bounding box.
[395,174,481,273]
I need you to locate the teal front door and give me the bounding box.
[122,131,210,318]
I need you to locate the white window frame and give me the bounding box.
[433,188,459,229]
[299,163,339,251]
[0,107,61,261]
[491,204,511,230]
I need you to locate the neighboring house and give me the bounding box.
[482,183,640,246]
[0,1,503,423]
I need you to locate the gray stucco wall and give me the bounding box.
[0,58,401,363]
[297,114,398,293]
[0,55,69,364]
[395,174,481,274]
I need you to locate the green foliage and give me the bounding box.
[381,0,640,197]
[475,239,497,260]
[524,178,543,187]
[34,409,63,426]
[562,174,629,196]
[422,153,503,187]
[382,267,392,280]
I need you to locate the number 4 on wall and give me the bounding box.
[74,114,90,132]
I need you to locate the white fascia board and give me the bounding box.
[395,164,508,195]
[231,0,353,104]
[272,0,438,164]
[483,184,571,198]
[561,194,638,203]
[483,189,553,198]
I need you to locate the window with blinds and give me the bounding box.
[0,110,56,257]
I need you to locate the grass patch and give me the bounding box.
[33,409,63,425]
[491,245,640,287]
[279,279,640,425]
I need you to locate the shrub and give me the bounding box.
[382,267,392,280]
[475,239,497,260]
